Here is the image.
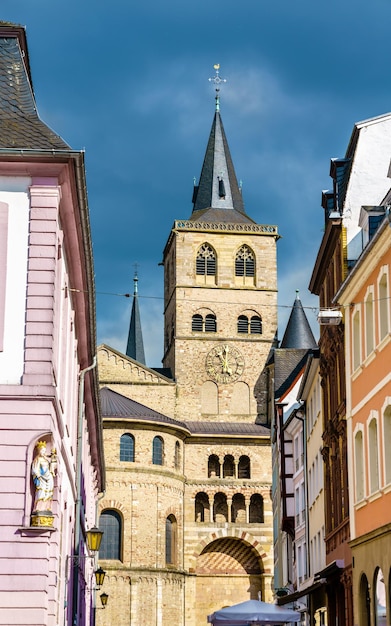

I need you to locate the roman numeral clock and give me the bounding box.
[206,344,245,384]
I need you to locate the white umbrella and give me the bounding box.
[207,599,301,625]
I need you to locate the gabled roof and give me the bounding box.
[0,23,69,150]
[126,276,146,365]
[280,292,317,349]
[190,111,254,224]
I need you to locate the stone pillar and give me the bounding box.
[227,498,232,523]
[245,497,250,523]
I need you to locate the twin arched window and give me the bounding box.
[120,433,135,462]
[192,313,216,332]
[237,315,262,334]
[196,243,256,278]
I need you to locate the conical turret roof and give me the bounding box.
[280,292,317,349]
[126,275,146,365]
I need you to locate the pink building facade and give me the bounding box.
[0,23,105,626]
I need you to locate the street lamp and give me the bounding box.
[86,526,104,553]
[94,566,106,589]
[100,592,109,609]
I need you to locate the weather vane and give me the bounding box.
[208,64,226,111]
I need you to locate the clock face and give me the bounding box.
[206,344,245,384]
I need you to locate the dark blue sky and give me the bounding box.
[4,0,391,365]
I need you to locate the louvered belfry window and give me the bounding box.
[196,244,216,276]
[235,245,255,277]
[237,315,249,334]
[192,314,203,331]
[205,314,217,332]
[250,315,262,334]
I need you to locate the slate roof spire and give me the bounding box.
[280,291,317,349]
[190,65,254,224]
[126,272,146,365]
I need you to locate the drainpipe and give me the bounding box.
[73,357,97,626]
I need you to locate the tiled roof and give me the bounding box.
[0,33,69,150]
[100,388,270,437]
[189,207,255,224]
[100,387,188,429]
[185,422,270,436]
[273,348,311,399]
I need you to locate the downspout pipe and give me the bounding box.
[73,357,97,625]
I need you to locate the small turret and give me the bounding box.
[126,271,146,365]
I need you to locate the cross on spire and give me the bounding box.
[208,64,226,111]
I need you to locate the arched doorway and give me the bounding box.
[195,536,264,624]
[358,573,370,626]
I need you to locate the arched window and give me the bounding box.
[365,290,374,357]
[250,315,262,334]
[374,567,386,626]
[378,270,389,341]
[196,244,216,276]
[368,417,379,494]
[237,315,249,333]
[235,245,255,277]
[238,455,251,479]
[152,436,164,465]
[384,405,391,485]
[174,441,181,470]
[205,313,217,332]
[165,515,177,565]
[192,314,203,331]
[208,454,220,477]
[120,433,134,462]
[195,492,209,522]
[213,493,228,522]
[249,494,264,523]
[354,430,364,501]
[231,493,246,523]
[353,309,361,371]
[223,455,235,478]
[99,510,122,560]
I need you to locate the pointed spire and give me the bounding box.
[190,65,253,224]
[126,271,146,365]
[280,291,318,349]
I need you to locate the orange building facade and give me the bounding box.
[337,205,391,626]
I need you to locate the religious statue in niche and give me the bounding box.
[31,440,57,527]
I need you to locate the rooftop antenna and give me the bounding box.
[208,63,226,112]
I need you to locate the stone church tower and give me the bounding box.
[97,72,279,626]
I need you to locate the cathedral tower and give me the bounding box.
[162,70,279,422]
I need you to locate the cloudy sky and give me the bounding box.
[4,0,391,366]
